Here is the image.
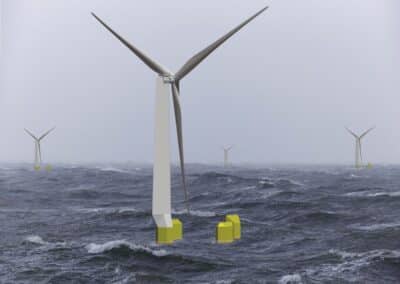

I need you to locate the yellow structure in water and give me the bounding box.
[156,218,182,244]
[366,163,373,169]
[216,214,241,244]
[216,221,234,243]
[226,214,241,239]
[34,166,41,171]
[45,165,52,171]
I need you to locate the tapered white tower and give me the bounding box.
[25,127,55,170]
[222,146,233,168]
[346,127,374,168]
[92,6,267,241]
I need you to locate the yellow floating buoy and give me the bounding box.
[156,218,182,244]
[226,214,241,240]
[216,221,234,244]
[216,214,241,244]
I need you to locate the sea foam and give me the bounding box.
[86,240,168,257]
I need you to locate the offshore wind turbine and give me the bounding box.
[222,146,233,168]
[25,127,55,170]
[346,127,374,168]
[92,6,267,233]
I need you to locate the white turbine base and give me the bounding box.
[34,141,41,169]
[152,76,173,228]
[355,139,361,168]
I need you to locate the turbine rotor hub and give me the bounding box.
[162,75,175,84]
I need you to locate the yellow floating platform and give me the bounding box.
[156,218,182,244]
[216,221,234,243]
[216,214,241,244]
[226,214,241,240]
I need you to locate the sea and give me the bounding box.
[1,163,400,283]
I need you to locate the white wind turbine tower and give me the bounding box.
[92,6,267,231]
[346,127,375,168]
[24,127,55,170]
[222,146,233,168]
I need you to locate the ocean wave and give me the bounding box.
[351,222,400,231]
[330,248,400,263]
[98,167,131,174]
[345,191,400,198]
[73,207,148,217]
[24,235,66,247]
[278,274,303,284]
[242,185,257,190]
[240,217,269,225]
[172,209,216,217]
[258,177,303,189]
[86,240,168,257]
[191,172,254,185]
[306,249,400,281]
[76,207,138,214]
[215,280,234,284]
[66,184,96,191]
[258,179,275,188]
[348,174,362,179]
[260,189,283,199]
[25,235,48,245]
[275,179,304,188]
[292,211,342,223]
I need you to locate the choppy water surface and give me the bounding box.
[1,164,400,283]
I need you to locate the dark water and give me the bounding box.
[1,164,400,283]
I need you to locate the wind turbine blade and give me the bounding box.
[359,140,363,163]
[39,127,55,141]
[171,83,190,214]
[345,127,358,139]
[360,126,375,139]
[24,129,38,140]
[91,12,171,76]
[175,6,268,80]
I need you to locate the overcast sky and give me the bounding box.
[0,0,399,165]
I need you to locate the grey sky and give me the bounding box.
[0,0,399,164]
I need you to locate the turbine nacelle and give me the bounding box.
[162,75,176,84]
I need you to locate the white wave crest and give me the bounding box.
[258,180,274,186]
[86,240,168,257]
[260,177,304,187]
[306,249,400,281]
[345,191,400,197]
[172,209,216,217]
[330,249,400,261]
[261,189,282,199]
[25,235,66,247]
[351,222,400,231]
[98,167,130,174]
[278,274,302,284]
[348,174,362,179]
[75,207,138,214]
[25,235,48,245]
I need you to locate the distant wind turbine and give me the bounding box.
[222,146,233,168]
[24,127,55,170]
[92,6,267,230]
[346,127,374,168]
